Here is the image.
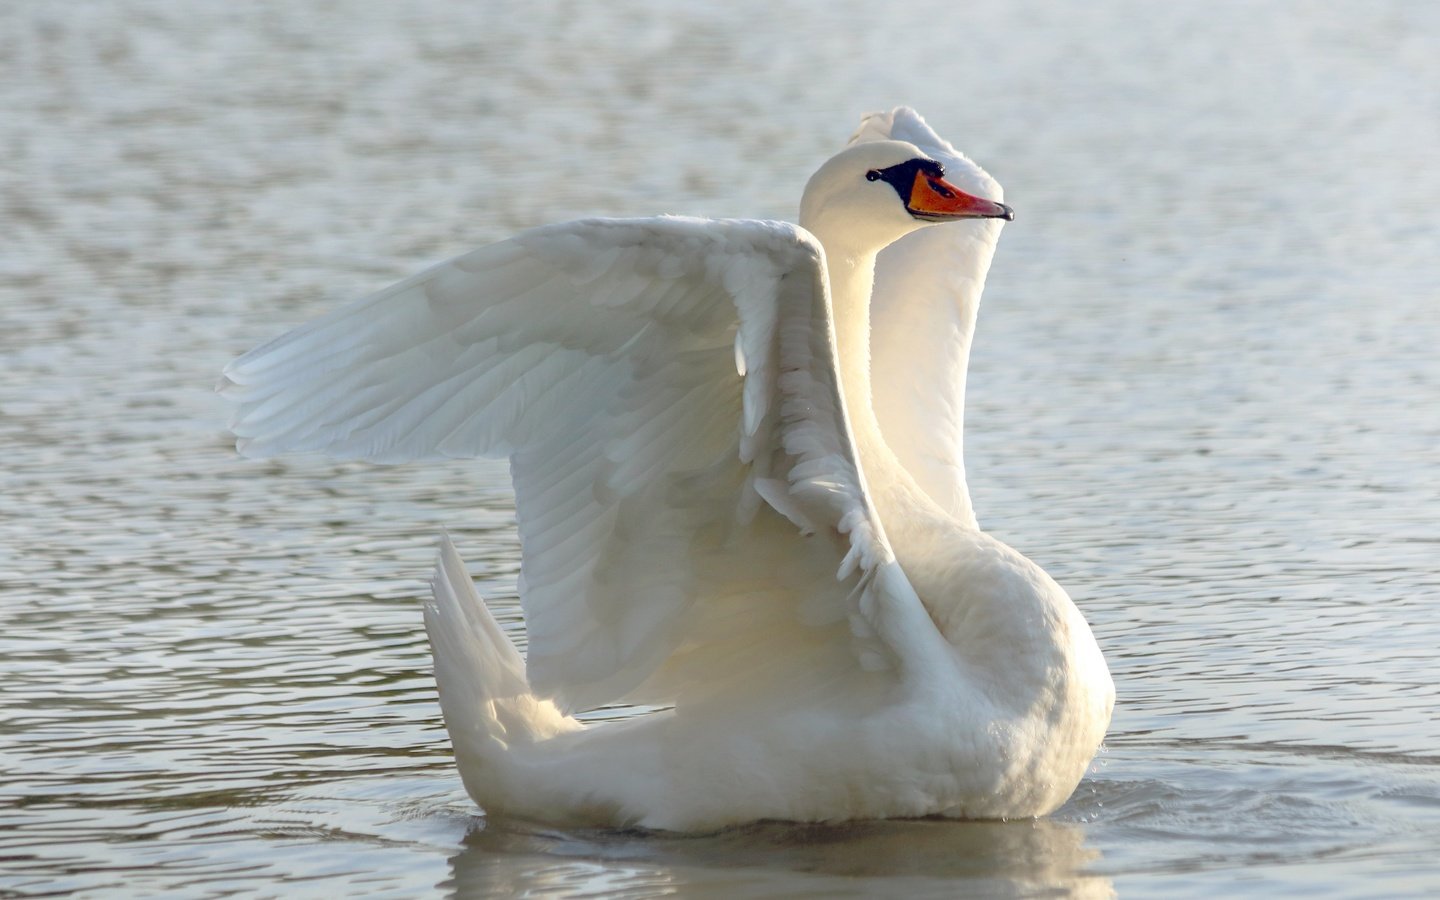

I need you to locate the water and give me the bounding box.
[3,1,1438,896]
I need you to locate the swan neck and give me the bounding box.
[801,212,943,533]
[824,249,884,450]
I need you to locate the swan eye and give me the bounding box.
[865,170,880,182]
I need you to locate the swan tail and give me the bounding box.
[424,534,579,811]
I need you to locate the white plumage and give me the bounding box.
[222,108,1113,831]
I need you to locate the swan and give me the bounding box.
[221,108,1114,831]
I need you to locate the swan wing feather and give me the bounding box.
[222,216,934,712]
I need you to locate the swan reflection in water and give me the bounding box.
[448,815,1113,898]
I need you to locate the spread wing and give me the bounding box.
[851,107,1007,527]
[221,216,941,712]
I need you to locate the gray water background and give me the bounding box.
[3,1,1438,896]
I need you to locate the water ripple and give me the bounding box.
[3,0,1439,896]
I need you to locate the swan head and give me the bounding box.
[799,140,1013,255]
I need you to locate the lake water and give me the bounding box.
[3,1,1438,896]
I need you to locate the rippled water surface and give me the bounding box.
[4,1,1439,896]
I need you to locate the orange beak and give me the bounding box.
[906,171,1014,221]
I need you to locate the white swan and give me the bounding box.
[221,108,1113,831]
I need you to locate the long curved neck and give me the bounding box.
[868,224,1000,528]
[825,248,884,448]
[805,230,943,546]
